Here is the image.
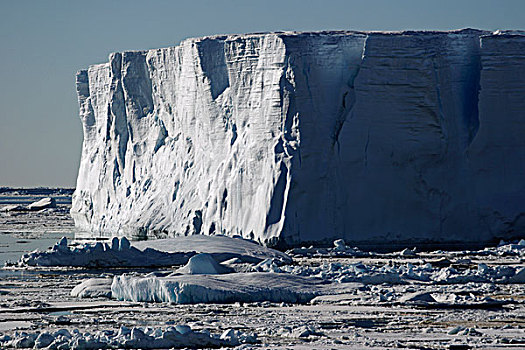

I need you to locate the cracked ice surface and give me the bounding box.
[72,29,525,248]
[1,233,525,349]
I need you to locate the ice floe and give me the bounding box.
[2,197,56,212]
[132,235,292,263]
[0,324,255,349]
[10,235,290,268]
[71,278,113,298]
[111,272,324,304]
[27,197,56,211]
[10,237,193,268]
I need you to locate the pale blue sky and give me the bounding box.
[1,0,524,187]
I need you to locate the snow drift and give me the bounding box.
[72,29,525,248]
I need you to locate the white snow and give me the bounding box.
[71,29,525,248]
[132,234,292,263]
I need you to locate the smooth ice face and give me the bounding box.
[72,29,525,248]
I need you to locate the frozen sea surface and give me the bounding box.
[0,189,75,265]
[1,189,524,349]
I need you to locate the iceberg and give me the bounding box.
[72,29,525,248]
[111,272,323,304]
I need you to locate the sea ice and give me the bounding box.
[70,278,112,298]
[10,235,288,268]
[249,241,525,286]
[27,197,56,211]
[111,272,324,304]
[0,325,251,349]
[175,253,234,274]
[11,237,193,268]
[132,235,292,263]
[1,197,56,212]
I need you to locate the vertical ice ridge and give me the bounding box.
[331,35,366,151]
[195,37,229,100]
[465,53,481,148]
[431,57,446,147]
[75,70,96,136]
[107,52,129,185]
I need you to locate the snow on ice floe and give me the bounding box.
[71,278,113,298]
[0,324,256,349]
[9,235,289,268]
[132,234,292,263]
[111,272,324,304]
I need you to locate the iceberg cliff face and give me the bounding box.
[72,29,525,248]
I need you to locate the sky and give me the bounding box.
[1,0,524,187]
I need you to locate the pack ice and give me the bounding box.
[72,29,525,248]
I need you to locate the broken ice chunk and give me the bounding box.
[175,253,234,275]
[27,197,56,210]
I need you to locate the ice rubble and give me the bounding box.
[259,242,525,285]
[10,235,289,267]
[72,29,525,247]
[0,324,256,349]
[68,238,525,306]
[228,241,522,281]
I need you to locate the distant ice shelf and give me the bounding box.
[71,29,525,248]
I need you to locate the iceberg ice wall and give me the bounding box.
[72,29,525,248]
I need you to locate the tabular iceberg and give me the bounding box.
[71,29,525,248]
